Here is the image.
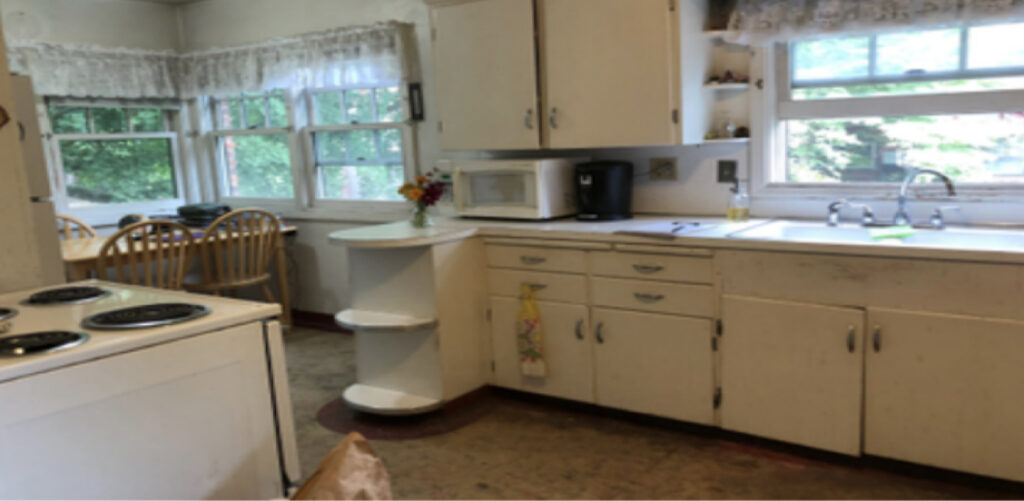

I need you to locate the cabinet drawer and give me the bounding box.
[485,245,585,273]
[590,277,713,317]
[589,251,712,283]
[487,269,587,304]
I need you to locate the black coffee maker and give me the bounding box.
[575,161,633,221]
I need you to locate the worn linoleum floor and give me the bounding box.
[283,327,1019,500]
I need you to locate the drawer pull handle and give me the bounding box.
[527,283,547,292]
[520,256,547,265]
[847,326,856,353]
[872,326,882,353]
[575,320,584,340]
[595,322,604,344]
[634,293,665,304]
[633,264,664,274]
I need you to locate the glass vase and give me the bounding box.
[410,204,433,229]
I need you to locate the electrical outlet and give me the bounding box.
[717,160,738,184]
[649,158,678,181]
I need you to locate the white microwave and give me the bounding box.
[452,159,579,220]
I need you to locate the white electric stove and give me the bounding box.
[0,280,300,500]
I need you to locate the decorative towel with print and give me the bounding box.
[516,284,547,377]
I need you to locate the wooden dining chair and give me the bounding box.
[95,220,195,290]
[56,214,98,240]
[188,208,283,305]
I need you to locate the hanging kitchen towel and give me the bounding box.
[517,283,547,377]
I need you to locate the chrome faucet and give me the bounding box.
[827,199,875,226]
[893,168,957,226]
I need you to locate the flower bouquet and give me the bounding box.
[399,173,445,228]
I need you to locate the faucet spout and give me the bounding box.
[893,168,957,226]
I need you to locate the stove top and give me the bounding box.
[24,286,111,306]
[81,303,212,331]
[0,331,89,358]
[0,308,16,322]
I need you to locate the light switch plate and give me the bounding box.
[649,158,678,181]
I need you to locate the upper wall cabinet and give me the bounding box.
[429,0,693,151]
[539,0,679,149]
[431,0,542,150]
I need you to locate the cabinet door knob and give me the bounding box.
[520,256,546,265]
[549,107,559,129]
[872,326,882,353]
[633,264,664,274]
[575,320,584,341]
[846,326,856,353]
[595,322,604,344]
[524,109,534,130]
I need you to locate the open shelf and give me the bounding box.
[335,309,439,333]
[342,384,442,416]
[703,82,750,91]
[701,137,751,145]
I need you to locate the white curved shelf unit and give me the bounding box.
[342,384,443,416]
[328,222,477,249]
[335,309,439,333]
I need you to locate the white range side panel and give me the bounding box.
[0,323,284,500]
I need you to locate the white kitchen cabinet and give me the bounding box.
[865,309,1024,483]
[592,308,713,423]
[490,297,593,403]
[428,0,681,150]
[431,0,541,150]
[720,295,865,455]
[539,0,679,148]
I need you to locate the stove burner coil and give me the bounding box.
[0,331,89,357]
[24,287,110,306]
[81,303,211,330]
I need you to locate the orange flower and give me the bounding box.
[405,188,425,201]
[415,176,429,184]
[398,183,415,196]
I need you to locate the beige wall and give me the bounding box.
[0,0,182,50]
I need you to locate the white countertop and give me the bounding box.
[328,215,1024,265]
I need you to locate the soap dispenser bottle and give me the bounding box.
[727,181,750,222]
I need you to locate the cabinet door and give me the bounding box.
[866,309,1024,483]
[721,295,865,455]
[432,0,541,150]
[539,0,678,148]
[592,308,713,424]
[490,297,593,402]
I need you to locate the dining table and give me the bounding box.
[61,224,298,327]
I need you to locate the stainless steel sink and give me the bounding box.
[730,220,1024,253]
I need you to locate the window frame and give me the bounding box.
[208,90,304,208]
[45,100,187,224]
[302,122,417,209]
[301,85,415,211]
[756,29,1024,203]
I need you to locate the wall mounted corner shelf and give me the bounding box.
[701,137,751,145]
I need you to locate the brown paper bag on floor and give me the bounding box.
[292,432,392,500]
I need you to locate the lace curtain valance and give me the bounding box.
[726,0,1024,45]
[6,43,180,99]
[5,21,416,99]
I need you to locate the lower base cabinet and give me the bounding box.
[721,295,865,455]
[866,308,1024,483]
[592,308,714,423]
[489,297,593,402]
